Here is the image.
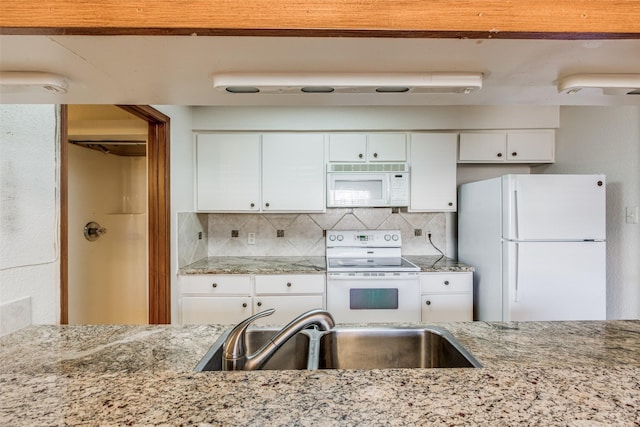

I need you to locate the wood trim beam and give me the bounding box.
[2,1,640,38]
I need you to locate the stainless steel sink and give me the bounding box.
[196,326,481,371]
[317,327,481,369]
[195,328,311,371]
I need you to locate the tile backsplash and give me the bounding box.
[178,208,446,267]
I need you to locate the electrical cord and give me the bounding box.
[428,233,445,257]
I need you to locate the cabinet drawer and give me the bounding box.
[181,296,252,324]
[255,274,325,295]
[421,294,473,322]
[420,273,472,293]
[181,275,252,295]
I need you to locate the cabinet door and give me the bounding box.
[328,133,367,162]
[367,133,407,161]
[253,295,325,326]
[506,130,555,162]
[181,296,252,324]
[262,133,325,212]
[421,294,473,322]
[410,133,458,211]
[458,132,506,162]
[196,133,261,211]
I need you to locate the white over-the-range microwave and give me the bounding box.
[326,163,409,207]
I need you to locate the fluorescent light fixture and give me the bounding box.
[558,74,640,95]
[213,72,483,94]
[0,71,68,93]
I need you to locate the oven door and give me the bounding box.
[326,273,421,323]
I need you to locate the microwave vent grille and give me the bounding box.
[329,163,408,172]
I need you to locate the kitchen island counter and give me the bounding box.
[1,321,639,425]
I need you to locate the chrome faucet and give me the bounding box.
[222,308,335,371]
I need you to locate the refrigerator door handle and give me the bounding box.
[514,243,519,303]
[513,190,520,240]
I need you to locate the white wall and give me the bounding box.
[67,144,147,324]
[0,105,60,335]
[538,106,640,319]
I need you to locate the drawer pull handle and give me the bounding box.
[257,301,262,307]
[425,300,431,306]
[212,283,218,288]
[286,282,292,287]
[444,280,450,285]
[242,303,247,308]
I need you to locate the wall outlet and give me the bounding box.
[247,232,256,245]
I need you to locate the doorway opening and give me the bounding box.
[60,105,170,324]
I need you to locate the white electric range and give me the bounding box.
[325,229,421,323]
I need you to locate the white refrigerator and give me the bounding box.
[458,174,606,321]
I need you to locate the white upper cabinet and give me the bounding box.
[458,130,555,163]
[196,133,261,211]
[261,133,326,212]
[366,133,407,162]
[409,133,458,212]
[196,132,325,212]
[328,133,367,162]
[328,133,407,162]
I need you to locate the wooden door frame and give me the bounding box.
[60,104,171,324]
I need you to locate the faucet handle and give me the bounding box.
[223,309,275,360]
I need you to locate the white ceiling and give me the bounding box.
[1,35,639,106]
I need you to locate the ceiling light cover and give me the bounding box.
[557,74,640,95]
[0,71,68,93]
[213,73,483,94]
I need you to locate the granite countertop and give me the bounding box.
[1,321,639,425]
[179,255,473,274]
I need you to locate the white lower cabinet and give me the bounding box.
[180,273,326,325]
[420,272,473,322]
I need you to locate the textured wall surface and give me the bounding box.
[0,104,60,334]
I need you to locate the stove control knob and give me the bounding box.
[392,234,399,241]
[384,234,391,241]
[328,235,336,241]
[337,234,344,241]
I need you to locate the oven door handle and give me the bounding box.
[327,273,419,280]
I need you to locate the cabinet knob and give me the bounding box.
[425,300,431,306]
[448,202,453,207]
[257,301,262,307]
[512,152,518,157]
[242,303,247,308]
[444,280,450,285]
[497,153,503,158]
[358,153,363,159]
[212,283,217,288]
[373,152,378,158]
[265,202,270,208]
[286,282,292,287]
[250,202,255,208]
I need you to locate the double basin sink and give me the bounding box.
[196,326,482,371]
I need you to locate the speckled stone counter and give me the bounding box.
[1,321,639,425]
[178,255,473,275]
[179,256,327,274]
[404,255,474,272]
